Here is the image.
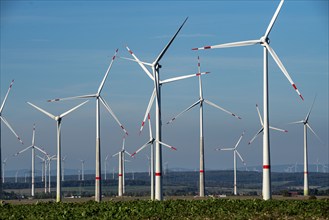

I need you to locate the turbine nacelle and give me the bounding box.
[260,36,270,45]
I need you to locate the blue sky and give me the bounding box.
[1,1,328,174]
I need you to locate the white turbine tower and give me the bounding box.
[131,113,177,200]
[166,56,241,197]
[289,96,323,196]
[47,49,128,202]
[112,136,131,197]
[13,124,48,196]
[80,159,85,181]
[216,131,246,195]
[62,155,67,182]
[192,0,303,200]
[27,101,88,202]
[2,158,7,183]
[47,155,56,193]
[104,154,110,180]
[248,104,288,145]
[37,155,47,193]
[0,80,24,193]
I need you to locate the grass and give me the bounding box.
[1,197,329,219]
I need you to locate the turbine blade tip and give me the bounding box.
[192,48,198,51]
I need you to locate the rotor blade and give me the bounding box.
[13,146,32,156]
[264,43,304,100]
[97,49,119,94]
[119,56,153,67]
[153,67,161,117]
[166,100,201,125]
[305,95,317,122]
[216,147,234,151]
[27,102,56,120]
[0,80,14,113]
[160,72,210,85]
[248,127,263,145]
[122,136,126,151]
[124,151,132,157]
[307,123,324,145]
[131,141,152,157]
[264,0,285,38]
[34,146,49,156]
[154,17,188,64]
[234,130,245,149]
[287,120,304,125]
[36,155,45,161]
[99,96,128,135]
[255,104,263,126]
[157,140,177,151]
[60,100,89,118]
[192,39,261,51]
[139,89,156,135]
[236,150,246,165]
[112,152,120,157]
[0,116,24,144]
[147,113,153,140]
[269,126,288,133]
[204,99,242,119]
[47,94,96,102]
[31,124,36,146]
[125,46,154,81]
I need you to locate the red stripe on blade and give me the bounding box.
[95,177,101,180]
[155,172,161,176]
[200,170,204,173]
[204,46,211,49]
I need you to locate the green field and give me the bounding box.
[1,198,328,219]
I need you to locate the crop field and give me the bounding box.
[1,198,329,219]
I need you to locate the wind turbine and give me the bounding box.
[166,56,241,197]
[13,124,48,196]
[131,113,177,200]
[80,159,85,181]
[0,80,24,193]
[289,96,323,196]
[15,170,19,183]
[248,104,288,145]
[62,155,67,181]
[104,154,110,180]
[112,136,131,197]
[47,49,128,202]
[146,155,151,176]
[37,155,47,193]
[192,0,303,200]
[122,17,215,200]
[216,131,246,195]
[2,158,7,183]
[27,100,88,202]
[47,155,56,193]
